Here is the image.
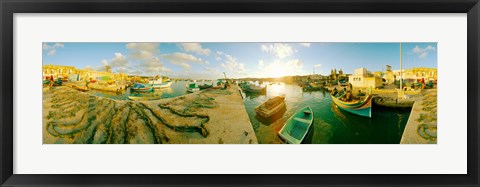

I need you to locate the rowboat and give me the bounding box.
[255,96,286,118]
[131,83,154,92]
[330,93,372,118]
[373,97,414,108]
[127,93,162,101]
[198,84,213,90]
[278,106,314,144]
[244,84,267,93]
[186,83,200,93]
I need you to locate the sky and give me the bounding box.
[42,42,437,79]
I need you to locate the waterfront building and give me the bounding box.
[393,67,437,82]
[348,67,383,89]
[42,64,128,82]
[42,64,78,79]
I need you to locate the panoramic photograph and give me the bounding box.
[42,42,437,144]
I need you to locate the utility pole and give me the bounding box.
[400,43,403,91]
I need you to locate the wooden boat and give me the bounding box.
[373,97,414,108]
[151,81,173,89]
[244,84,267,93]
[198,84,213,90]
[186,83,200,93]
[330,93,372,118]
[255,96,286,118]
[278,106,314,144]
[128,93,162,101]
[131,83,154,92]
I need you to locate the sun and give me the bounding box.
[269,64,288,78]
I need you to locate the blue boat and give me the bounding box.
[131,83,154,92]
[330,93,372,118]
[278,106,314,144]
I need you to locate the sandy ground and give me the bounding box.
[43,85,258,144]
[400,89,437,144]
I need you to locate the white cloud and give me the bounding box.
[314,64,322,68]
[412,45,436,59]
[178,43,211,56]
[101,59,109,66]
[299,43,311,47]
[258,60,265,67]
[110,53,128,68]
[43,43,64,56]
[142,57,172,73]
[47,49,56,56]
[217,51,246,75]
[126,43,159,60]
[161,52,204,69]
[261,43,294,59]
[286,59,303,69]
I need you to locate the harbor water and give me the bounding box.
[243,83,411,144]
[87,80,210,100]
[85,81,410,144]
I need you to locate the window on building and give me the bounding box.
[51,69,54,74]
[59,69,62,74]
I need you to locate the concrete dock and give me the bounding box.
[42,85,258,144]
[400,89,437,144]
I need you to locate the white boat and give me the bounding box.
[148,76,173,89]
[186,83,200,93]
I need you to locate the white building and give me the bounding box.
[349,68,383,89]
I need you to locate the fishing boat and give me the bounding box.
[303,82,323,91]
[244,84,267,93]
[149,76,173,89]
[255,96,286,118]
[128,93,162,101]
[151,81,173,89]
[186,83,200,93]
[278,106,314,144]
[131,83,154,92]
[330,93,373,118]
[198,83,213,90]
[373,97,414,108]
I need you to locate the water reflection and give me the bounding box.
[243,82,410,144]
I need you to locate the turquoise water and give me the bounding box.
[243,83,410,144]
[87,81,410,144]
[88,80,207,100]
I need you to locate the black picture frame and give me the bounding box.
[1,0,479,186]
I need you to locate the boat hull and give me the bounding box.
[330,94,372,118]
[128,95,162,101]
[152,81,173,89]
[278,106,314,144]
[255,96,286,118]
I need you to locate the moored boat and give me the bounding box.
[186,83,200,93]
[151,81,173,89]
[255,96,286,118]
[244,84,267,93]
[149,76,173,89]
[278,106,314,144]
[198,83,213,90]
[127,93,162,101]
[131,83,154,92]
[373,97,414,108]
[330,93,372,118]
